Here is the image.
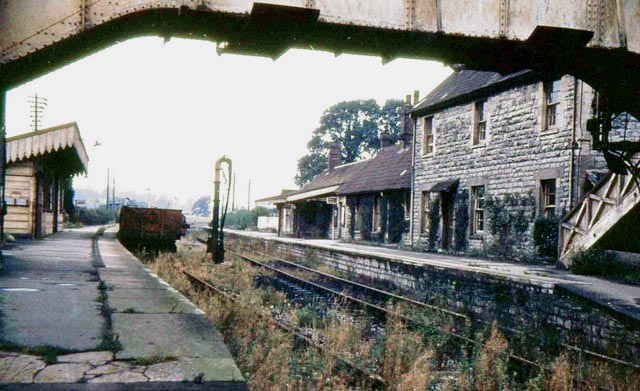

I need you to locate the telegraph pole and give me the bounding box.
[28,94,47,132]
[0,88,6,244]
[247,180,251,210]
[106,169,110,209]
[232,174,236,211]
[112,177,115,210]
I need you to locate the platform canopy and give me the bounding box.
[6,122,89,176]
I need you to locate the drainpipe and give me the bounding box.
[569,77,579,210]
[409,115,417,246]
[0,87,5,246]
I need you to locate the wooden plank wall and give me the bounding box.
[5,161,35,235]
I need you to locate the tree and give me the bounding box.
[62,178,76,221]
[191,196,211,216]
[295,99,404,187]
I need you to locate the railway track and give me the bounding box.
[189,231,640,375]
[178,266,386,389]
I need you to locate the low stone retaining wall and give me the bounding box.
[226,232,640,366]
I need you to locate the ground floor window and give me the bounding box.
[420,191,429,234]
[540,179,557,217]
[403,192,411,220]
[471,185,485,234]
[372,195,381,232]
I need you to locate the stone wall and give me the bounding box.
[410,76,640,257]
[410,76,610,255]
[227,231,640,366]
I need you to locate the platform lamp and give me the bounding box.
[207,156,232,264]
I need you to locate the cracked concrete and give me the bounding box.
[1,226,246,389]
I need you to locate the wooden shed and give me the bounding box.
[4,122,88,238]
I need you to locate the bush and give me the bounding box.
[224,207,273,230]
[78,208,118,226]
[569,249,640,285]
[570,249,615,276]
[533,216,559,259]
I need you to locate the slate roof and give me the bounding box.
[336,145,411,195]
[290,144,411,199]
[411,68,535,117]
[299,160,367,193]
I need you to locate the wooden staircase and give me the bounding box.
[559,157,640,266]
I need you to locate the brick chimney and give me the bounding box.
[328,142,341,170]
[400,91,418,149]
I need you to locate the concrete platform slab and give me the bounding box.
[145,358,243,382]
[112,313,231,360]
[109,295,199,314]
[1,227,245,389]
[0,230,103,353]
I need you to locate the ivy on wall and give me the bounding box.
[533,215,559,260]
[428,194,440,250]
[454,189,469,251]
[486,192,536,260]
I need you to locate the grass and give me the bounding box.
[96,278,121,352]
[133,349,177,366]
[0,342,80,365]
[147,244,640,390]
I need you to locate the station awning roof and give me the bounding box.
[255,190,299,206]
[6,122,89,176]
[286,185,339,202]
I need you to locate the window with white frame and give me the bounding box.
[470,186,485,234]
[403,192,411,220]
[423,116,434,155]
[474,100,487,145]
[420,191,429,234]
[544,79,561,130]
[372,195,381,232]
[540,179,557,218]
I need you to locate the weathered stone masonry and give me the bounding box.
[410,75,612,253]
[227,231,640,365]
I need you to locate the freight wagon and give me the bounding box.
[118,206,188,253]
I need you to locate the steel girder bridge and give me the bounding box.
[0,0,639,241]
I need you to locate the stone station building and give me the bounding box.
[257,102,416,244]
[408,68,640,257]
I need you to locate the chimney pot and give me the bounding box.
[405,94,412,104]
[413,90,420,105]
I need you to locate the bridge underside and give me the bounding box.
[0,5,638,118]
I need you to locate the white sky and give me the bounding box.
[6,37,451,210]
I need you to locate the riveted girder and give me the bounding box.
[0,1,638,114]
